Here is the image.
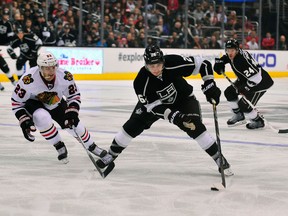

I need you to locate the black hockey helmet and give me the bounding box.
[225,39,239,50]
[143,44,164,65]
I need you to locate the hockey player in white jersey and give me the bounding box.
[11,51,107,163]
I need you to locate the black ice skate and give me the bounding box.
[54,141,69,164]
[88,143,107,158]
[9,76,17,86]
[94,153,116,178]
[96,153,116,169]
[227,110,246,126]
[246,115,265,129]
[0,83,4,91]
[215,155,234,176]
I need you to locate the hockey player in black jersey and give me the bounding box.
[213,39,274,129]
[7,26,42,79]
[96,44,234,177]
[0,10,14,45]
[0,11,16,91]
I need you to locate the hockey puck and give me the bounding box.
[210,187,219,191]
[210,183,225,191]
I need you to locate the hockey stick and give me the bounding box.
[73,127,115,178]
[210,99,226,191]
[222,72,288,134]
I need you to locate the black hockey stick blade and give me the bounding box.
[86,150,115,178]
[98,162,115,178]
[72,126,115,178]
[278,129,288,134]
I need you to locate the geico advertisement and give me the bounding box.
[103,48,287,73]
[45,47,103,74]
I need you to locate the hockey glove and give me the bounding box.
[168,111,197,130]
[64,106,80,129]
[7,48,17,60]
[213,58,225,75]
[19,114,36,142]
[201,80,221,105]
[235,83,251,95]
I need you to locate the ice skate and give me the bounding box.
[54,141,69,164]
[227,111,246,126]
[0,83,4,91]
[9,77,17,86]
[88,143,107,158]
[215,155,234,176]
[96,153,116,169]
[246,115,265,129]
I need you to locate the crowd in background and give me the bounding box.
[0,0,287,50]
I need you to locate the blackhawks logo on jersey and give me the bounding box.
[22,74,34,85]
[64,71,73,81]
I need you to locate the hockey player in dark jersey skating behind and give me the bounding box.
[7,26,43,80]
[96,44,234,177]
[0,10,17,91]
[213,39,274,129]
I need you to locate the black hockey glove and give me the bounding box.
[213,58,225,75]
[201,80,221,105]
[64,106,80,129]
[19,114,36,142]
[168,111,197,130]
[7,48,17,60]
[235,82,251,95]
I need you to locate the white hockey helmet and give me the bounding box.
[37,51,58,69]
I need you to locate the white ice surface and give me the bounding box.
[0,78,287,216]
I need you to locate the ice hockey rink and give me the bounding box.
[0,78,287,216]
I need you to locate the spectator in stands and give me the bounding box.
[126,32,137,47]
[202,37,209,49]
[205,5,218,26]
[118,37,128,48]
[247,37,259,50]
[106,31,118,47]
[126,0,136,13]
[215,5,227,27]
[96,38,107,47]
[240,39,249,49]
[167,0,179,26]
[57,24,77,46]
[262,32,275,50]
[193,3,205,22]
[278,35,287,50]
[193,35,202,49]
[208,35,221,49]
[226,10,237,30]
[54,21,64,37]
[84,34,96,47]
[13,12,24,27]
[136,31,145,48]
[192,20,203,37]
[164,35,178,48]
[24,18,34,33]
[246,30,258,43]
[35,13,57,46]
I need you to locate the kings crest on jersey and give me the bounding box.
[134,54,204,114]
[11,66,80,114]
